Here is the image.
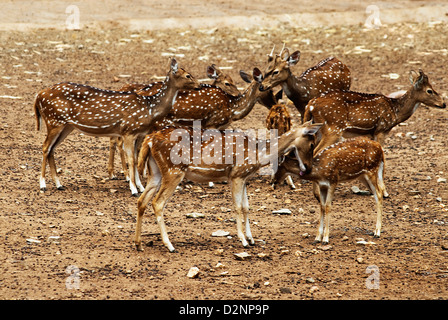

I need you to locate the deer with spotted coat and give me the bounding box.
[303,69,446,155]
[134,99,323,252]
[34,58,200,195]
[273,136,386,244]
[259,45,351,122]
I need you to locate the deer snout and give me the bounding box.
[441,102,447,109]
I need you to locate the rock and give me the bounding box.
[441,243,448,251]
[356,240,376,245]
[309,286,319,293]
[318,245,332,251]
[187,267,200,278]
[356,257,364,264]
[437,177,447,183]
[306,277,315,283]
[26,238,41,244]
[351,186,370,195]
[186,212,205,219]
[212,230,230,237]
[101,229,110,236]
[279,287,292,294]
[234,252,252,261]
[214,249,224,256]
[257,253,270,260]
[272,208,292,215]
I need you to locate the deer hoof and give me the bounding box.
[57,186,65,191]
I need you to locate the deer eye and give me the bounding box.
[225,82,230,86]
[186,74,191,79]
[427,89,433,94]
[273,70,279,76]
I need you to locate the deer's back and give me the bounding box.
[306,90,395,130]
[300,57,351,98]
[313,137,383,182]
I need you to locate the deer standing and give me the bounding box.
[273,136,386,244]
[303,69,446,155]
[259,46,351,122]
[108,64,242,180]
[34,58,200,195]
[134,104,322,252]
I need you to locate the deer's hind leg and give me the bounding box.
[361,171,384,238]
[41,125,73,191]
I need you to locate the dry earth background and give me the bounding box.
[1,0,448,303]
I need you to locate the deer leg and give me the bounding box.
[322,184,335,244]
[314,183,326,243]
[135,159,162,251]
[108,138,118,180]
[122,136,139,196]
[363,172,384,238]
[118,137,130,181]
[133,139,145,192]
[152,172,185,253]
[40,126,72,190]
[242,183,254,245]
[231,178,249,247]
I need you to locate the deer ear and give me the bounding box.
[274,89,283,102]
[240,70,253,83]
[409,70,419,85]
[170,58,179,75]
[253,68,263,83]
[287,51,301,66]
[302,123,323,136]
[280,47,290,61]
[206,65,218,79]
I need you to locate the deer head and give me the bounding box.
[280,121,322,175]
[260,47,301,92]
[169,58,201,91]
[409,70,446,109]
[206,64,240,97]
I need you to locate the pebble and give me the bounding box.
[186,212,205,219]
[309,286,319,294]
[234,252,252,260]
[272,208,292,215]
[356,257,364,264]
[437,178,447,183]
[212,230,230,237]
[187,267,200,278]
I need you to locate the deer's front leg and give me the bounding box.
[232,178,249,247]
[122,135,139,196]
[242,184,254,245]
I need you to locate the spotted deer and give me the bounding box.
[259,46,351,122]
[265,103,296,189]
[34,58,200,195]
[303,69,446,155]
[134,113,322,252]
[273,136,386,244]
[108,67,278,181]
[108,64,242,180]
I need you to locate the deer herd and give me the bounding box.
[34,44,446,252]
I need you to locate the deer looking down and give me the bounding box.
[134,106,322,252]
[273,136,386,244]
[303,69,446,155]
[259,46,351,122]
[34,58,200,195]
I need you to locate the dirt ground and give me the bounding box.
[0,1,448,302]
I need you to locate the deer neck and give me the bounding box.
[282,72,309,110]
[261,129,299,165]
[144,76,179,121]
[392,88,421,125]
[230,81,260,120]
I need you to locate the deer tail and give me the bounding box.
[34,94,42,131]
